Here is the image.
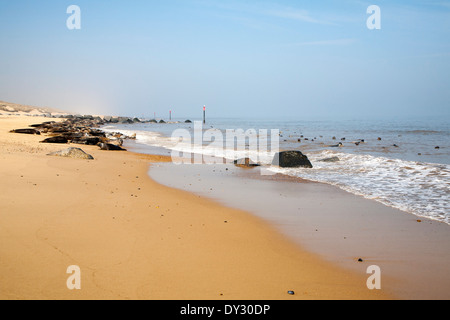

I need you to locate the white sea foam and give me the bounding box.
[268,150,450,224]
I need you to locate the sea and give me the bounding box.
[102,117,450,225]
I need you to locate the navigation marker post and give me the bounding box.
[203,105,206,124]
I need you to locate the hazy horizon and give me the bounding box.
[1,0,449,120]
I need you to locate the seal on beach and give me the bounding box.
[10,128,41,135]
[47,147,94,160]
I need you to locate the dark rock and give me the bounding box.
[272,151,313,168]
[133,118,141,123]
[118,117,133,124]
[185,120,192,123]
[10,128,41,135]
[435,146,440,149]
[159,120,166,124]
[149,119,158,123]
[40,136,68,144]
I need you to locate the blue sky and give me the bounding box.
[0,0,449,119]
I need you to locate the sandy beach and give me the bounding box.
[0,115,394,300]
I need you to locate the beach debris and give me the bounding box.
[272,151,313,168]
[9,128,41,135]
[318,156,340,163]
[287,291,295,295]
[234,158,261,168]
[40,136,69,144]
[378,137,382,141]
[47,147,94,160]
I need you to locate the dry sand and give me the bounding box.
[0,115,391,300]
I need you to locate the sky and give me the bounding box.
[0,0,449,120]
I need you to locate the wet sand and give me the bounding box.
[148,161,450,300]
[0,115,390,300]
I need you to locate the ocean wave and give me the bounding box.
[103,126,450,225]
[268,150,450,224]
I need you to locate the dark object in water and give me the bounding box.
[318,157,340,163]
[330,142,343,148]
[185,120,192,123]
[358,258,364,262]
[435,146,440,149]
[272,151,313,168]
[287,291,295,295]
[10,128,41,135]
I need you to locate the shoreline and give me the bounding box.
[148,160,450,299]
[0,115,393,300]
